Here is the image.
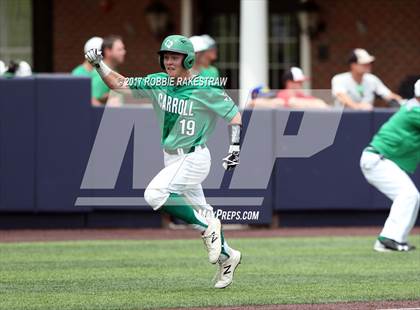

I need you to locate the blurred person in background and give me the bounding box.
[72,36,103,77]
[360,79,420,252]
[1,60,32,77]
[332,48,401,110]
[91,35,126,106]
[200,34,219,78]
[15,61,32,76]
[250,67,329,109]
[189,35,209,76]
[189,35,219,78]
[0,60,6,75]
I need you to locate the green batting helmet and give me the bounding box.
[158,35,195,70]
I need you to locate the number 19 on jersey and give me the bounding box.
[180,119,195,136]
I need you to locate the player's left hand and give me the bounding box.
[222,145,240,170]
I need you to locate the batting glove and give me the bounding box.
[222,145,240,171]
[85,49,103,67]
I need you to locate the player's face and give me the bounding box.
[163,52,185,77]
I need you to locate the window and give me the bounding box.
[211,13,240,89]
[0,0,33,65]
[269,13,299,89]
[198,1,299,90]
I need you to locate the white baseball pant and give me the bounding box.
[144,146,214,217]
[360,151,420,243]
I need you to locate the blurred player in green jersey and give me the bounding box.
[189,35,219,78]
[361,80,420,252]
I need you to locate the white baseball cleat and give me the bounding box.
[202,217,222,264]
[214,249,241,289]
[374,237,416,252]
[373,240,392,252]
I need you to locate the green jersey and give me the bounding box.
[91,70,110,100]
[370,99,420,173]
[72,64,109,101]
[130,72,239,150]
[200,65,219,78]
[71,64,92,77]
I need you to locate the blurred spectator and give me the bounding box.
[200,34,219,78]
[251,85,277,100]
[250,67,329,109]
[91,35,126,106]
[276,67,328,108]
[72,36,103,77]
[332,49,401,110]
[201,35,217,61]
[0,60,6,75]
[189,35,219,78]
[189,35,208,76]
[15,61,32,76]
[1,60,32,77]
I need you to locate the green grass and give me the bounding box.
[0,235,419,310]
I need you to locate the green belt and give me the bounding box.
[164,144,206,155]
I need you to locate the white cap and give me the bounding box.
[349,48,375,64]
[201,34,216,49]
[84,36,103,54]
[0,60,6,75]
[283,67,308,82]
[415,79,420,97]
[15,61,32,77]
[189,35,207,53]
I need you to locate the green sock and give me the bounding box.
[220,231,230,258]
[161,193,208,228]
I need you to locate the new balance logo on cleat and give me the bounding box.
[202,218,222,264]
[223,265,232,275]
[214,249,241,289]
[211,232,218,244]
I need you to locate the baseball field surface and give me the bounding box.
[0,228,419,310]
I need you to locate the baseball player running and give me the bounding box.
[85,35,242,288]
[360,79,420,252]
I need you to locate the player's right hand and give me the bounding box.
[222,145,240,171]
[85,49,103,66]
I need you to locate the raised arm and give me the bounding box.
[85,49,129,91]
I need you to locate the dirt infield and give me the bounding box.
[167,300,420,310]
[2,226,420,243]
